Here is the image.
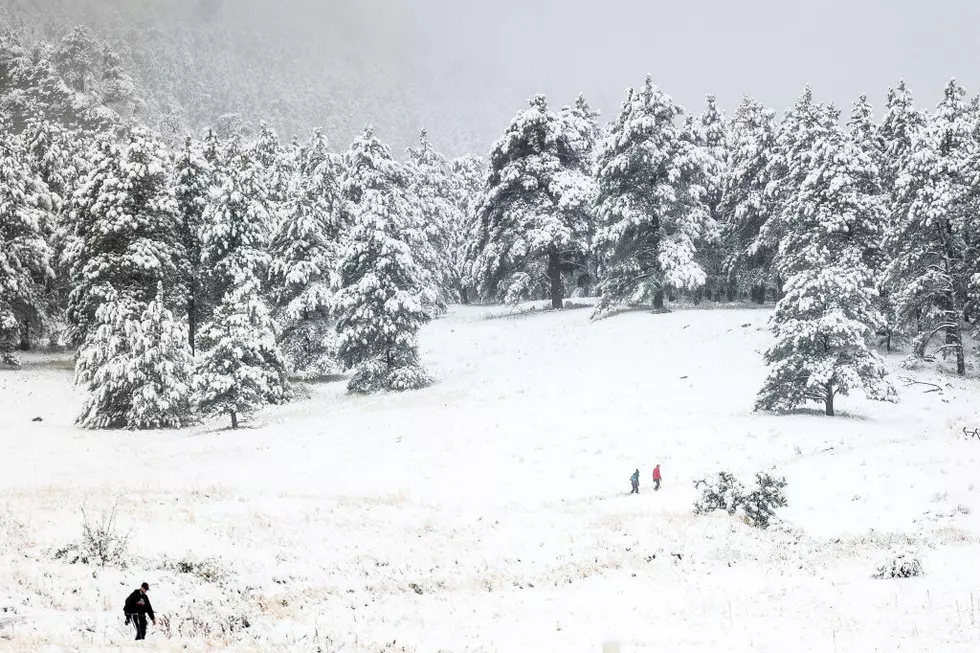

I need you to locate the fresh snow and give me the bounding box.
[2,305,980,651]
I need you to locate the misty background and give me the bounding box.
[3,0,980,155]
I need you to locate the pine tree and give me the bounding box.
[889,80,975,375]
[199,142,272,324]
[66,127,184,345]
[174,136,212,353]
[688,95,730,302]
[0,123,54,365]
[559,94,602,295]
[877,81,926,350]
[406,128,454,307]
[592,77,708,314]
[75,292,139,429]
[847,95,897,350]
[334,128,432,393]
[755,126,896,416]
[560,94,603,173]
[251,121,291,230]
[880,81,926,194]
[193,273,290,429]
[342,127,442,314]
[448,154,486,304]
[471,95,595,309]
[126,285,194,429]
[269,129,344,378]
[719,98,780,302]
[761,88,840,293]
[195,143,290,424]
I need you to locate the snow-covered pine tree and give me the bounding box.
[199,141,272,324]
[471,94,595,309]
[761,88,842,293]
[334,185,432,394]
[174,136,212,352]
[195,142,290,424]
[341,127,442,314]
[22,116,74,206]
[193,272,290,429]
[719,98,780,302]
[592,77,708,314]
[269,129,344,378]
[331,128,432,392]
[559,94,602,295]
[0,123,54,364]
[755,123,896,416]
[560,94,603,174]
[447,154,486,304]
[847,95,898,350]
[688,95,730,302]
[126,285,194,429]
[251,121,292,230]
[75,291,139,428]
[406,128,455,308]
[889,80,975,375]
[880,80,926,194]
[65,127,184,345]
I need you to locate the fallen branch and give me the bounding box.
[964,427,980,441]
[897,376,944,394]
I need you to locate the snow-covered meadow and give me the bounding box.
[2,304,980,652]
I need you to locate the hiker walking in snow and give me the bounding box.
[124,582,155,641]
[653,464,662,491]
[630,469,640,495]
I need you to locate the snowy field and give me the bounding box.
[2,304,980,652]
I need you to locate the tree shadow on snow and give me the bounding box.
[292,373,348,385]
[480,301,594,322]
[764,407,873,422]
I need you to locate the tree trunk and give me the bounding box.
[459,288,469,306]
[885,328,892,353]
[188,295,197,356]
[824,386,835,417]
[547,249,563,310]
[19,323,30,352]
[653,290,664,310]
[946,323,965,376]
[726,279,736,303]
[230,411,238,430]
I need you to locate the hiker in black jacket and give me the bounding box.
[123,582,155,640]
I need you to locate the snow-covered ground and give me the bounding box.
[2,304,980,652]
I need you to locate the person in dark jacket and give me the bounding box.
[630,469,640,494]
[124,582,155,640]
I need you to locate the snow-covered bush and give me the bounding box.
[694,471,787,529]
[161,555,229,584]
[872,551,923,579]
[743,472,788,529]
[694,472,745,516]
[55,503,130,567]
[157,594,252,640]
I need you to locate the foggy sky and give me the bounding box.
[394,0,980,137]
[13,0,980,154]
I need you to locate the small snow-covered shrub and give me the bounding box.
[159,596,252,639]
[743,473,788,529]
[694,471,787,529]
[0,509,25,549]
[694,472,745,516]
[162,555,228,584]
[873,551,923,579]
[56,503,130,567]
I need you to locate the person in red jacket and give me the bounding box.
[653,464,662,491]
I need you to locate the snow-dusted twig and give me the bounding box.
[897,376,944,394]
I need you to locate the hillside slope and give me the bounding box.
[1,305,979,651]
